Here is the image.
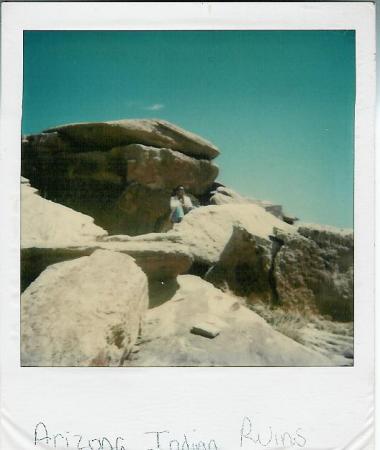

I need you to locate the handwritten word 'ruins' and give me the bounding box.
[240,416,307,448]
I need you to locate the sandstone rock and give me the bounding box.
[209,187,294,224]
[210,187,255,205]
[205,226,273,301]
[115,183,172,235]
[21,178,107,249]
[99,240,192,280]
[23,131,73,153]
[125,275,333,366]
[297,223,353,248]
[114,144,218,195]
[108,203,296,266]
[274,228,353,321]
[190,322,220,339]
[21,247,94,293]
[21,178,107,292]
[21,179,192,290]
[44,118,219,159]
[21,178,191,291]
[21,250,149,366]
[172,204,296,265]
[204,220,353,322]
[22,240,192,294]
[22,120,220,235]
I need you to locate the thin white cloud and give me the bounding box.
[144,103,165,111]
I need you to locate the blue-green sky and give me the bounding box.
[22,31,355,227]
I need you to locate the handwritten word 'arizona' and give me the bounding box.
[34,422,127,450]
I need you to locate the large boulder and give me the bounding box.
[274,225,353,321]
[43,118,220,160]
[21,250,149,366]
[172,203,295,265]
[204,219,353,320]
[22,119,220,235]
[205,226,273,301]
[125,275,333,366]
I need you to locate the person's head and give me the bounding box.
[175,185,185,198]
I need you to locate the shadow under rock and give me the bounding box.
[148,278,180,309]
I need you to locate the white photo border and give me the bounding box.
[0,3,375,449]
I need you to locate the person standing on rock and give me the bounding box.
[170,185,194,223]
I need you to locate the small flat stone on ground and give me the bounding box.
[190,322,220,339]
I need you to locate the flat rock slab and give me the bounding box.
[190,322,220,339]
[21,240,193,292]
[98,241,193,280]
[44,119,219,160]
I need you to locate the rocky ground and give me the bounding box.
[21,119,354,367]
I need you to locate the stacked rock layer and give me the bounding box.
[22,119,219,235]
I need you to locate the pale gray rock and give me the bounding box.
[204,222,353,322]
[190,322,220,339]
[172,204,296,265]
[44,118,219,160]
[21,250,149,367]
[106,203,296,266]
[205,225,273,301]
[22,120,220,235]
[115,144,218,195]
[274,227,353,321]
[98,240,193,280]
[125,275,333,366]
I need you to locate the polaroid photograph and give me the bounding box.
[0,2,375,449]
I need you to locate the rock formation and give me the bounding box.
[205,226,273,301]
[167,203,294,265]
[21,176,107,290]
[125,275,333,367]
[21,250,149,366]
[22,119,219,235]
[44,119,220,159]
[21,178,191,292]
[274,225,354,321]
[20,118,354,367]
[206,222,353,321]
